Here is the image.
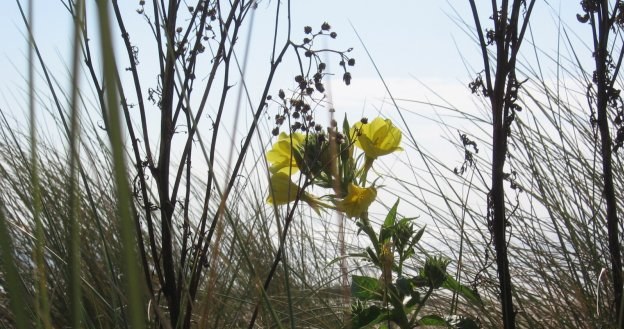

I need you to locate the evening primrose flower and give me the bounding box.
[266,132,305,175]
[336,183,377,218]
[267,172,322,213]
[352,117,402,160]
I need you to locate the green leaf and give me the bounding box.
[327,253,364,268]
[411,275,429,288]
[343,114,351,140]
[418,314,447,326]
[411,225,425,246]
[395,276,413,296]
[351,275,383,301]
[442,276,482,306]
[366,247,380,265]
[351,305,387,329]
[380,199,399,243]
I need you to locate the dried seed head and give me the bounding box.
[343,72,352,85]
[315,82,325,93]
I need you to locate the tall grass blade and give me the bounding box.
[94,0,145,327]
[23,0,52,327]
[67,0,86,327]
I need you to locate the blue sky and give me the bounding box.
[0,0,592,165]
[0,1,586,113]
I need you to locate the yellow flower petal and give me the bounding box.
[267,173,323,213]
[266,132,305,175]
[352,118,402,159]
[266,172,300,205]
[336,183,377,218]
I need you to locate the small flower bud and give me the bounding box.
[348,58,355,66]
[272,127,279,136]
[304,26,313,34]
[321,22,331,31]
[360,117,368,124]
[318,62,326,71]
[278,89,285,99]
[330,32,337,38]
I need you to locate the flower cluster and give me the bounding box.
[265,116,402,220]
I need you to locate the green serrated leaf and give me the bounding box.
[351,275,383,301]
[418,314,447,326]
[442,276,482,306]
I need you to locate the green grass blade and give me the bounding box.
[0,200,28,328]
[23,0,52,326]
[67,0,86,327]
[94,0,146,327]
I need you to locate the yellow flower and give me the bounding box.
[266,132,305,175]
[352,117,402,160]
[266,173,322,213]
[336,183,377,218]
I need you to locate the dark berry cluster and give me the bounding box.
[268,22,355,137]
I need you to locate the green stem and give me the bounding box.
[360,213,380,256]
[409,286,434,327]
[359,156,375,186]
